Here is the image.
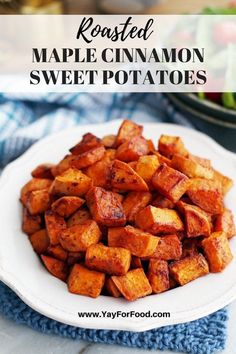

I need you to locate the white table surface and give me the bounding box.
[0,301,235,354]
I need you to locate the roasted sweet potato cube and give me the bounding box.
[20,178,52,205]
[25,189,51,215]
[105,277,121,297]
[108,226,159,257]
[158,135,188,159]
[70,133,102,155]
[182,203,211,238]
[215,209,236,239]
[41,255,68,282]
[153,151,172,166]
[29,229,49,254]
[22,208,42,235]
[71,145,105,169]
[111,160,149,192]
[45,210,66,245]
[67,207,91,227]
[151,234,182,260]
[188,154,211,168]
[122,191,152,222]
[47,244,68,261]
[181,238,200,259]
[112,268,152,301]
[31,164,54,179]
[148,259,170,293]
[51,154,75,177]
[152,164,189,203]
[60,220,101,252]
[116,136,148,162]
[152,195,175,209]
[187,178,223,214]
[115,120,143,146]
[67,251,85,266]
[51,168,92,197]
[85,243,131,275]
[136,155,160,183]
[213,169,233,195]
[202,232,233,272]
[135,206,184,235]
[130,256,142,269]
[102,134,116,148]
[83,153,113,188]
[147,139,155,152]
[169,253,209,285]
[172,154,214,179]
[86,187,126,227]
[68,264,105,298]
[51,196,84,217]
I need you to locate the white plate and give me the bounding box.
[0,119,236,332]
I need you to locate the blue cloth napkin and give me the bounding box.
[0,92,228,354]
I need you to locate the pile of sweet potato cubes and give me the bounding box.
[20,120,235,301]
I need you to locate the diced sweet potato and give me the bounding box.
[67,251,85,266]
[152,195,175,209]
[105,277,121,297]
[181,238,200,259]
[130,256,142,269]
[86,187,126,227]
[47,244,68,261]
[115,136,149,162]
[128,161,137,170]
[22,208,42,235]
[215,209,236,239]
[187,178,223,214]
[135,206,184,235]
[115,120,143,146]
[150,234,182,260]
[20,178,52,206]
[31,163,55,179]
[152,151,172,166]
[148,259,170,293]
[122,191,152,222]
[112,268,152,301]
[51,154,75,177]
[108,225,159,257]
[67,207,91,227]
[169,253,209,285]
[70,133,102,155]
[188,154,211,168]
[41,255,68,281]
[51,196,84,217]
[83,153,113,188]
[152,164,189,203]
[136,155,159,183]
[45,210,66,245]
[29,229,49,254]
[202,232,233,272]
[85,243,131,275]
[68,264,105,298]
[102,134,116,148]
[182,203,211,238]
[60,220,101,252]
[213,169,233,195]
[158,135,188,159]
[111,160,149,192]
[25,189,51,215]
[51,168,92,197]
[147,139,155,152]
[71,145,106,169]
[172,154,214,179]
